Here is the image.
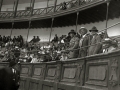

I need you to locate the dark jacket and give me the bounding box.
[0,66,20,90]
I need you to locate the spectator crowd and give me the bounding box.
[0,26,119,63]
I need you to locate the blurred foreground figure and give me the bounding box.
[0,60,20,90]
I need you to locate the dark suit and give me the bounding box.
[88,34,102,56]
[0,66,20,90]
[78,34,89,58]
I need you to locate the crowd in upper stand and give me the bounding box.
[0,26,119,63]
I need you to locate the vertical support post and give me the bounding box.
[49,18,54,43]
[10,22,14,39]
[75,12,79,33]
[54,0,57,12]
[14,0,19,18]
[46,0,49,13]
[104,1,110,38]
[0,0,3,12]
[26,20,31,46]
[78,0,80,6]
[31,0,35,16]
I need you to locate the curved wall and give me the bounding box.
[0,17,120,42]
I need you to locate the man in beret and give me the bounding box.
[67,29,79,59]
[88,26,102,55]
[78,27,89,58]
[0,60,20,90]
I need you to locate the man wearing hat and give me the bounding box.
[0,60,20,90]
[78,27,89,58]
[88,26,102,55]
[67,29,79,58]
[102,38,118,53]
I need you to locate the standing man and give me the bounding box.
[88,26,102,55]
[78,27,89,58]
[0,60,20,90]
[67,29,79,59]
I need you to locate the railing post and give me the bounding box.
[31,0,35,16]
[54,0,57,12]
[104,0,110,38]
[14,0,19,18]
[78,0,80,6]
[49,18,54,43]
[75,12,79,33]
[0,0,3,12]
[46,0,49,13]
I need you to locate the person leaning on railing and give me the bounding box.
[67,29,79,59]
[102,38,118,53]
[78,27,89,58]
[88,26,102,56]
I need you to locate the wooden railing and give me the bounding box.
[1,50,119,90]
[0,0,105,19]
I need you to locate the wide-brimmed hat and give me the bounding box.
[79,27,87,33]
[89,26,98,32]
[69,29,76,35]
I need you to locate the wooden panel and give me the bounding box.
[29,82,38,90]
[45,64,57,80]
[85,61,108,86]
[34,68,42,76]
[19,80,26,90]
[63,68,76,79]
[20,64,32,77]
[89,66,106,80]
[42,85,53,90]
[21,68,29,74]
[47,68,56,77]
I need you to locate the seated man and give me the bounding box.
[102,38,118,53]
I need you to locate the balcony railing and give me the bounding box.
[0,0,105,19]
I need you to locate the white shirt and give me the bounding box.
[79,34,87,47]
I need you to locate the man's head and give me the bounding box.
[79,27,87,35]
[89,26,98,35]
[69,29,76,38]
[9,60,17,67]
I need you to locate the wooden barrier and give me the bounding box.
[1,50,120,90]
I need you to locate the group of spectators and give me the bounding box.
[60,0,94,11]
[29,36,40,43]
[50,26,118,61]
[0,35,24,48]
[0,26,119,63]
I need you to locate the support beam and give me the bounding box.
[14,0,19,18]
[54,0,57,12]
[49,18,54,43]
[104,1,110,38]
[75,12,79,33]
[0,0,3,12]
[26,20,31,43]
[31,0,35,16]
[46,0,49,13]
